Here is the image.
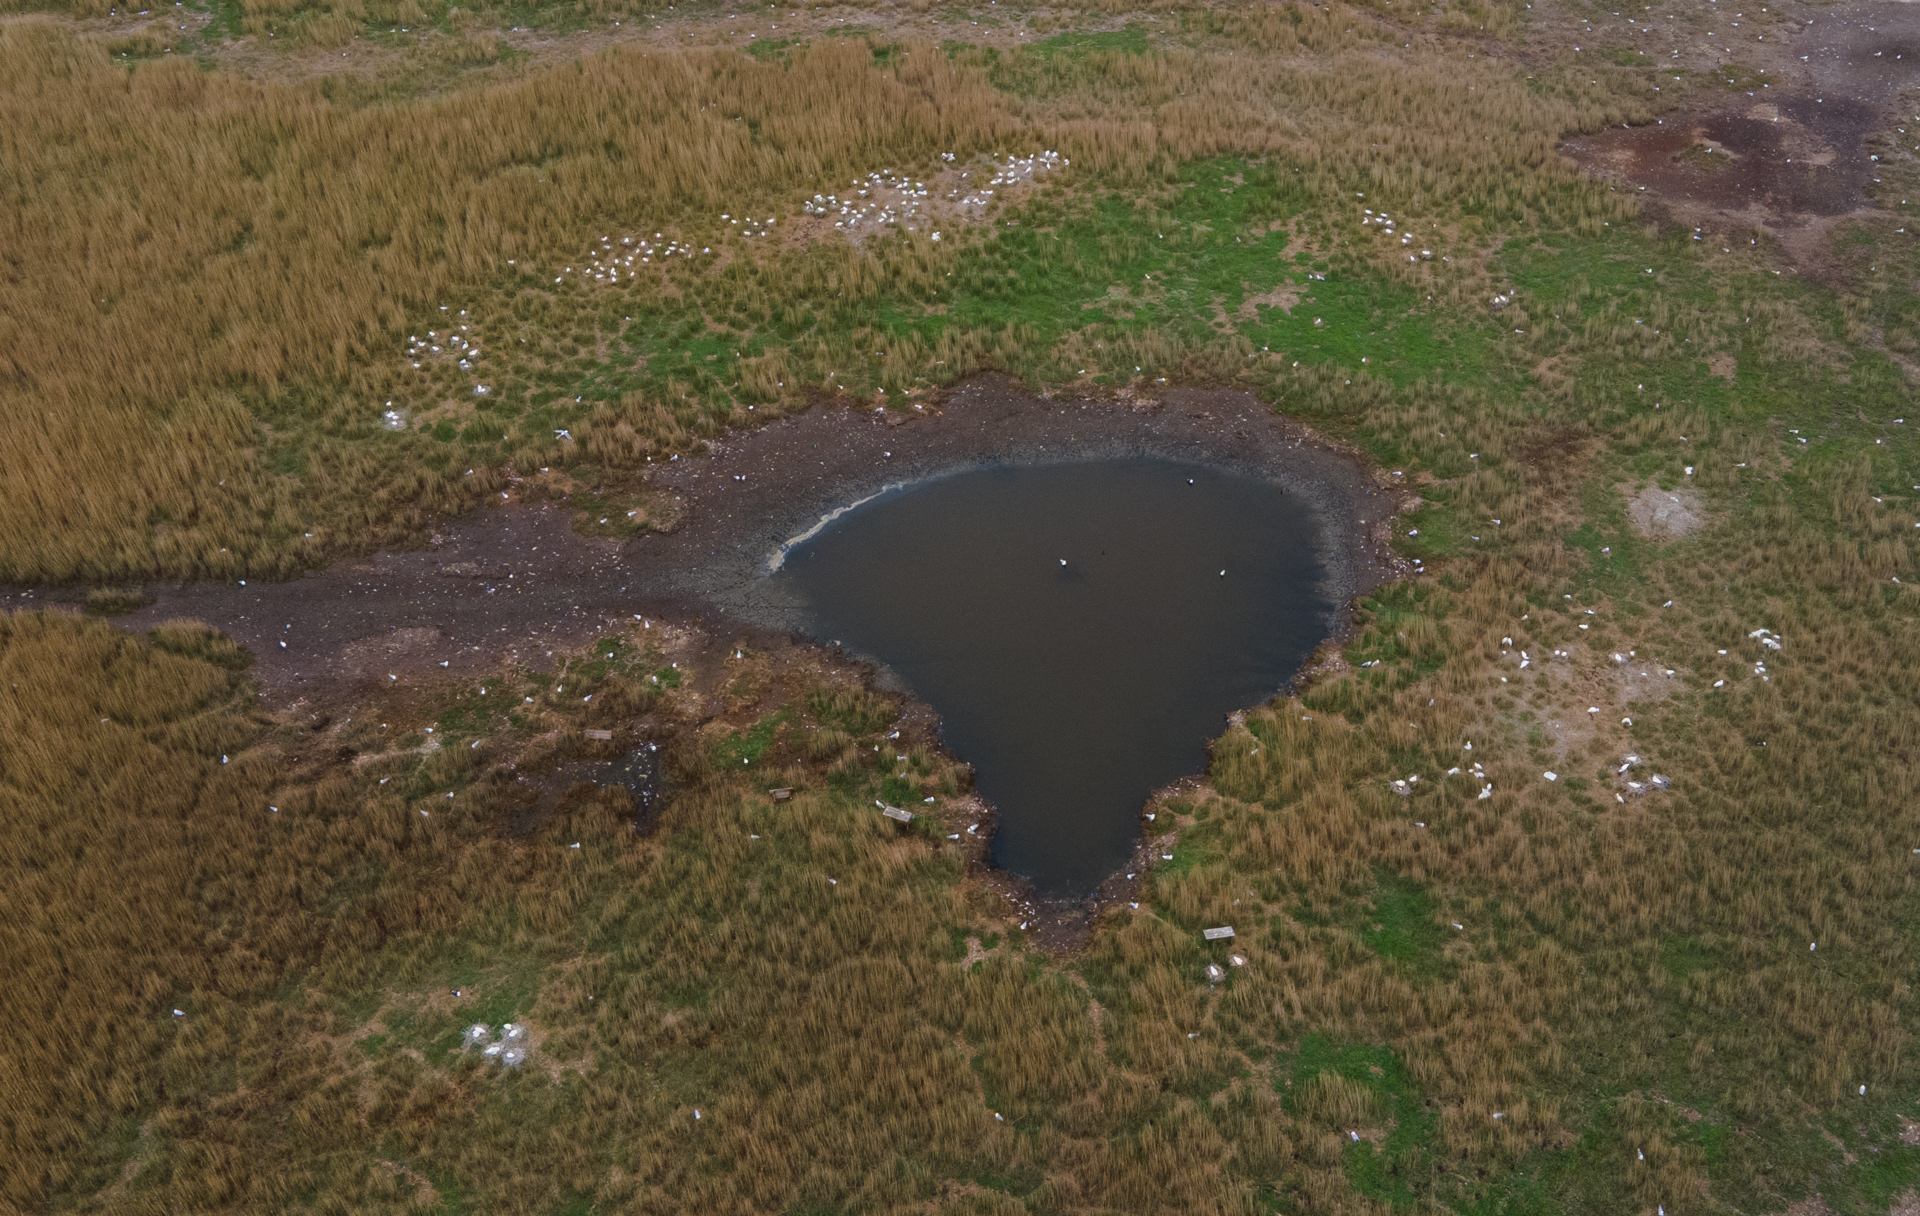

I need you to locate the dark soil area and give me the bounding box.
[1563,0,1920,268]
[1568,93,1882,219]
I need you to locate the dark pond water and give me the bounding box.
[772,459,1333,896]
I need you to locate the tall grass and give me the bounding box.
[0,7,1652,582]
[0,23,1013,579]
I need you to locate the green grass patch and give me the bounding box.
[1031,24,1149,59]
[1339,582,1448,677]
[1564,472,1649,591]
[878,773,917,806]
[711,708,792,770]
[1160,820,1219,880]
[1280,1036,1442,1207]
[746,35,796,60]
[1359,872,1448,973]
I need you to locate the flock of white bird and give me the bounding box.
[797,150,1067,236]
[404,311,483,371]
[549,152,1071,296]
[392,305,494,413]
[557,232,710,287]
[803,171,934,232]
[465,1020,529,1068]
[1359,205,1435,262]
[1381,613,1781,804]
[1389,745,1490,802]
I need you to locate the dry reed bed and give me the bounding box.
[0,7,1647,582]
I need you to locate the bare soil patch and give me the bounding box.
[1561,0,1920,271]
[1623,481,1708,539]
[1238,284,1303,319]
[1566,94,1882,223]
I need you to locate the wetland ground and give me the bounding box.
[9,0,1920,1208]
[17,375,1391,712]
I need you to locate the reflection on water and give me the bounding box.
[774,459,1330,895]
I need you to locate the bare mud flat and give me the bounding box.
[1564,0,1920,266]
[1567,93,1883,219]
[16,377,1395,712]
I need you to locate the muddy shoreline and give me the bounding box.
[5,374,1402,925]
[12,375,1400,700]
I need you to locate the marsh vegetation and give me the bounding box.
[5,0,1920,1211]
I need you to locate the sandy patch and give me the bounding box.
[960,935,1002,969]
[338,626,452,680]
[1623,483,1707,539]
[1530,354,1573,396]
[1615,656,1683,705]
[1498,635,1681,798]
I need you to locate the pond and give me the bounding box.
[772,458,1334,896]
